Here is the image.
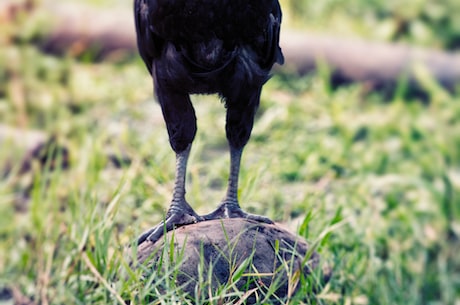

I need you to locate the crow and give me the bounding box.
[134,0,284,244]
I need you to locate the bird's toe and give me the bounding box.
[137,211,203,245]
[203,201,273,224]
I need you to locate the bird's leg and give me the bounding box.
[203,87,273,223]
[225,145,243,208]
[138,144,202,245]
[203,145,273,223]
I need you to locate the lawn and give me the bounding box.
[0,0,459,304]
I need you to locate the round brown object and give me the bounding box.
[135,218,325,304]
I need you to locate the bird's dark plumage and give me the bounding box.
[134,0,283,244]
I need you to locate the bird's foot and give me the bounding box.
[202,201,273,224]
[137,208,203,245]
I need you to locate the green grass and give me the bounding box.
[1,0,460,304]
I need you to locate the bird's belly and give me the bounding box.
[157,42,234,92]
[156,42,268,96]
[185,39,229,69]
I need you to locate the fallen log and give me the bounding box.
[279,31,460,94]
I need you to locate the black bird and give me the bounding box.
[134,0,284,244]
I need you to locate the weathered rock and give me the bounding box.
[135,218,326,304]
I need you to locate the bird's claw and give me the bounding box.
[138,201,272,245]
[137,211,203,245]
[203,201,273,224]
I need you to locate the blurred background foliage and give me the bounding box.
[284,0,460,49]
